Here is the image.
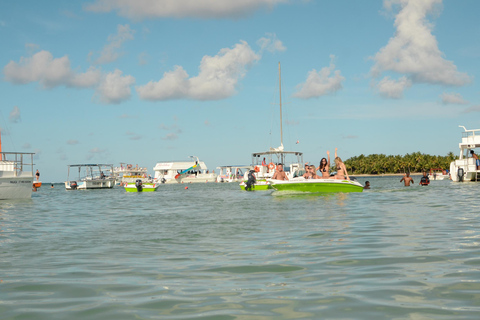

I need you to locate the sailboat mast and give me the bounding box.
[278,62,283,148]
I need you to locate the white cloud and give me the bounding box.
[138,66,189,101]
[126,131,142,140]
[257,33,286,53]
[3,50,101,89]
[137,40,260,101]
[376,76,412,99]
[94,24,134,64]
[96,69,135,104]
[84,0,288,20]
[293,55,345,99]
[462,105,480,114]
[161,133,179,140]
[440,92,468,105]
[371,0,471,95]
[86,147,107,160]
[9,106,21,123]
[69,67,102,88]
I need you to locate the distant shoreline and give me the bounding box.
[351,173,426,177]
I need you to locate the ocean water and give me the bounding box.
[1,176,480,319]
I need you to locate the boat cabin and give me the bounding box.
[450,126,480,182]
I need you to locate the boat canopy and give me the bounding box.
[68,164,113,167]
[251,150,303,166]
[458,126,480,159]
[153,161,208,171]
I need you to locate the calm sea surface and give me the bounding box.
[1,176,480,319]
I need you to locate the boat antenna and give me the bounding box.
[279,62,283,149]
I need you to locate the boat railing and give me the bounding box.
[0,152,35,177]
[460,126,480,145]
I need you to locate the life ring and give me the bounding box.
[254,166,260,172]
[268,162,275,170]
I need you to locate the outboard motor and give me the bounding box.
[135,179,143,192]
[70,181,77,190]
[245,170,256,191]
[458,168,464,182]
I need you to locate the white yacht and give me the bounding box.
[114,163,151,186]
[0,152,35,200]
[450,126,480,182]
[153,156,216,184]
[65,164,116,190]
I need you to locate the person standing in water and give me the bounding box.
[400,172,414,186]
[419,171,430,186]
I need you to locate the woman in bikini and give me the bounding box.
[317,150,330,179]
[333,148,350,181]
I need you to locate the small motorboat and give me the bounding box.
[124,180,160,192]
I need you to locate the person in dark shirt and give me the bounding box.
[419,171,430,186]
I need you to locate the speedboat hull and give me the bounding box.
[124,182,160,192]
[270,178,364,193]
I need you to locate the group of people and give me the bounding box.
[400,172,430,186]
[270,148,350,181]
[300,148,350,181]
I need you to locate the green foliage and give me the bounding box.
[344,152,458,174]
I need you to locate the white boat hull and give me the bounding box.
[0,176,33,199]
[65,178,116,190]
[450,158,478,182]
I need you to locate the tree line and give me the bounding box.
[343,152,457,175]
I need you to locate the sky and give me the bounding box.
[1,0,479,182]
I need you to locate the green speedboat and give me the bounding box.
[269,178,363,193]
[124,180,160,192]
[239,179,273,191]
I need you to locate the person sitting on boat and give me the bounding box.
[309,165,321,179]
[333,148,350,181]
[100,171,106,179]
[261,157,267,166]
[471,150,480,170]
[419,171,430,186]
[272,164,289,180]
[302,169,311,179]
[316,151,330,178]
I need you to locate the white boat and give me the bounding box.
[114,163,151,186]
[429,168,449,181]
[153,156,216,184]
[216,165,252,182]
[450,126,480,182]
[0,152,35,200]
[65,164,116,190]
[240,62,304,191]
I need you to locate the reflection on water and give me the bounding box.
[1,177,480,319]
